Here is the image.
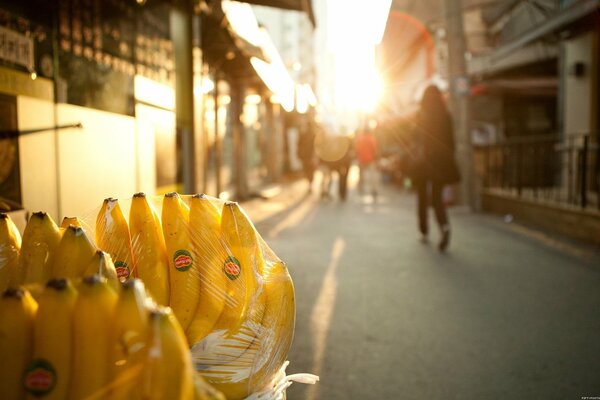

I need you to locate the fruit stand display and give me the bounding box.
[0,193,318,399]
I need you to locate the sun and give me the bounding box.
[334,47,383,112]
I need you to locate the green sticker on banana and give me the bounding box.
[173,249,193,272]
[114,261,130,280]
[223,256,241,280]
[24,359,56,396]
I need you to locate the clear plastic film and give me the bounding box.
[0,193,312,399]
[85,193,300,399]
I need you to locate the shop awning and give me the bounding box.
[469,0,599,76]
[239,0,316,27]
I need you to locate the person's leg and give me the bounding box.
[370,163,380,197]
[338,166,349,200]
[431,181,450,251]
[414,179,428,236]
[358,164,365,194]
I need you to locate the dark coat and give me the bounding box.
[413,109,460,185]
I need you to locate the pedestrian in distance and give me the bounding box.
[355,121,380,199]
[315,131,353,201]
[297,121,318,194]
[411,84,461,251]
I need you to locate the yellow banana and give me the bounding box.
[51,225,96,279]
[20,212,61,284]
[193,373,226,400]
[161,192,199,331]
[59,216,82,231]
[186,194,229,346]
[0,287,37,399]
[0,212,22,291]
[69,275,118,399]
[216,202,265,335]
[143,306,195,400]
[96,198,136,281]
[84,250,121,293]
[107,279,149,400]
[198,261,295,400]
[25,278,77,400]
[129,192,170,305]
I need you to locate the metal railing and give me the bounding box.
[474,133,599,210]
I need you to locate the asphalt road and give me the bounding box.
[246,170,600,400]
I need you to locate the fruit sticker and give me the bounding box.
[114,261,130,281]
[24,359,56,396]
[174,249,193,272]
[223,256,241,280]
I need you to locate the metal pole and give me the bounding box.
[171,1,196,194]
[444,0,476,210]
[214,76,222,196]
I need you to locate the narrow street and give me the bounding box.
[245,169,600,400]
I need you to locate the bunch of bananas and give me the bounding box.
[0,276,224,400]
[0,192,296,400]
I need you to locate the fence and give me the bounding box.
[475,133,599,210]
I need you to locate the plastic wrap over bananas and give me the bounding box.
[0,193,318,399]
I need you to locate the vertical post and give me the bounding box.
[232,82,247,199]
[214,77,222,196]
[444,0,476,209]
[581,134,588,208]
[171,0,196,194]
[264,95,277,183]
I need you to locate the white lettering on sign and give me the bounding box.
[0,26,34,70]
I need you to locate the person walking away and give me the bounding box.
[297,122,317,194]
[413,85,460,251]
[355,124,380,198]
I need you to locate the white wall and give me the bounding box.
[55,104,138,218]
[563,31,597,136]
[17,96,59,222]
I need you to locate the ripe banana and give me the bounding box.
[25,278,77,400]
[108,279,149,400]
[186,194,228,346]
[0,212,22,291]
[59,216,82,231]
[51,225,96,279]
[197,261,295,400]
[129,192,170,305]
[216,202,266,336]
[0,287,37,399]
[20,212,61,284]
[69,274,118,399]
[161,192,199,331]
[84,250,121,293]
[96,198,136,281]
[142,306,195,400]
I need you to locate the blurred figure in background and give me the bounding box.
[355,120,380,199]
[297,121,318,194]
[412,85,460,251]
[315,131,353,201]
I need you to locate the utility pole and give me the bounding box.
[444,0,476,210]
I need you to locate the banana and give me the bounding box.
[129,192,170,305]
[20,212,61,284]
[216,202,265,336]
[25,278,77,400]
[0,287,37,399]
[51,225,96,279]
[161,192,199,331]
[59,216,82,231]
[193,373,226,400]
[186,194,229,346]
[69,275,118,399]
[84,250,121,293]
[142,306,195,400]
[196,261,295,400]
[107,279,149,400]
[0,212,22,291]
[96,198,136,281]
